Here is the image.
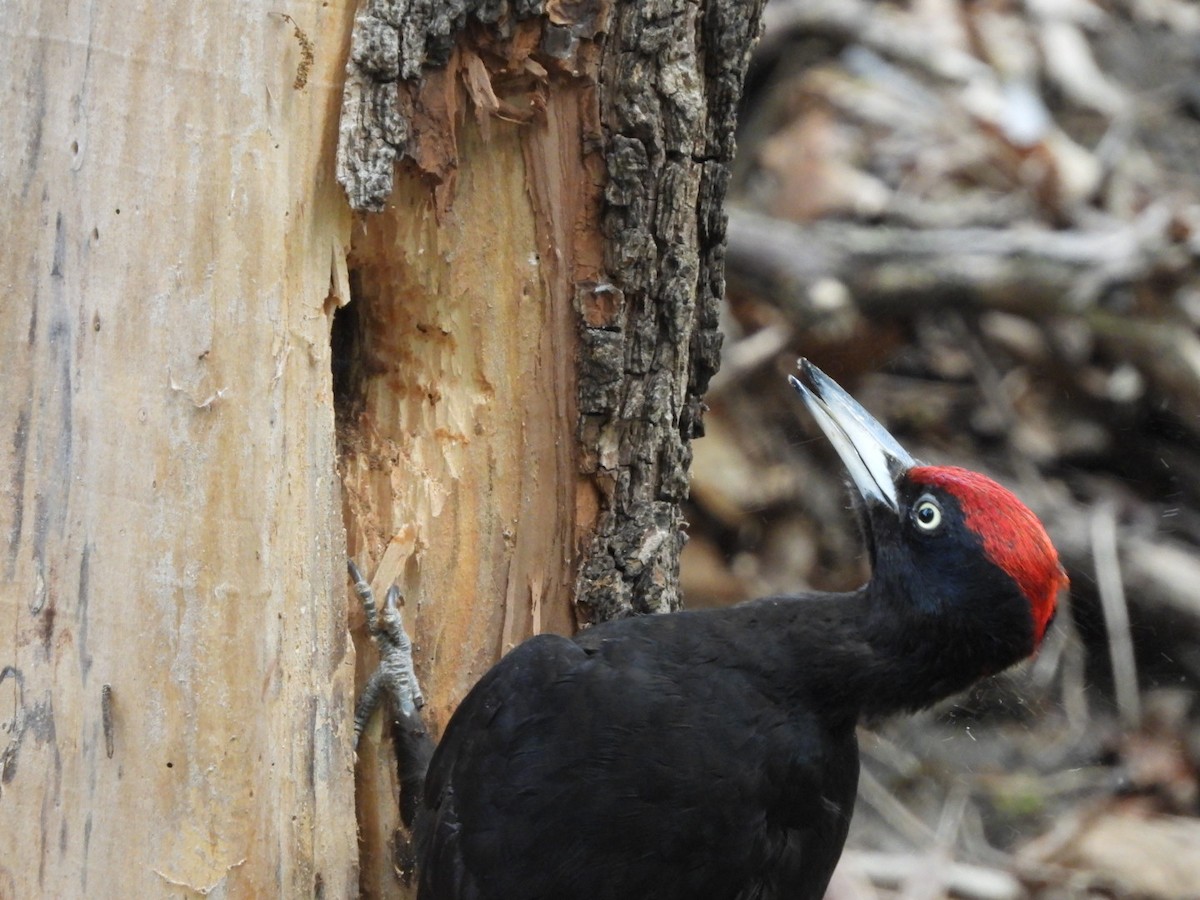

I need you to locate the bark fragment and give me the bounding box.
[337,2,767,628]
[575,1,766,622]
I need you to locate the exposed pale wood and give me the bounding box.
[336,22,604,887]
[335,3,767,895]
[340,113,586,895]
[0,2,360,896]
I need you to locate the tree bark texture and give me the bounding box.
[1,3,359,897]
[335,2,764,894]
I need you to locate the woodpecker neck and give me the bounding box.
[849,586,1005,717]
[733,580,1033,722]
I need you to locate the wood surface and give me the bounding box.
[0,3,766,898]
[0,3,360,896]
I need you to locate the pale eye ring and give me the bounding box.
[913,495,943,532]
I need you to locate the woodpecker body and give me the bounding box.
[417,602,858,900]
[363,360,1067,900]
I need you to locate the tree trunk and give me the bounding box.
[0,3,359,896]
[337,2,765,895]
[0,1,763,898]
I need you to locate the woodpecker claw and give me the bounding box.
[350,561,425,749]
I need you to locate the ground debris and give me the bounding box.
[697,0,1200,895]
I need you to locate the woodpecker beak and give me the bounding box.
[789,359,916,512]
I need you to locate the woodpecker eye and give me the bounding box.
[913,495,943,532]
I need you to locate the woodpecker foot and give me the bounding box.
[350,560,425,750]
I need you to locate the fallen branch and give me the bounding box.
[726,205,1184,320]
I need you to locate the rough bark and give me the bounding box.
[335,0,764,895]
[338,1,765,622]
[574,1,766,623]
[0,2,359,897]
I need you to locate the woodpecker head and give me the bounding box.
[789,360,1066,668]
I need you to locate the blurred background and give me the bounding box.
[687,1,1200,896]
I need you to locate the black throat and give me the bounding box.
[721,571,1033,724]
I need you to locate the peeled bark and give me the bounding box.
[0,0,764,897]
[335,1,764,895]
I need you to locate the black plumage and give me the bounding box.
[369,360,1066,900]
